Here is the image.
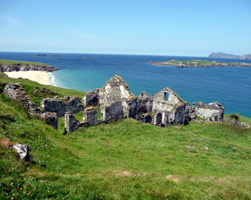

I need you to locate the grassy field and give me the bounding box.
[0,75,251,199]
[0,59,48,66]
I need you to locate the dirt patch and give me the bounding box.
[166,175,180,182]
[115,170,132,176]
[0,138,13,149]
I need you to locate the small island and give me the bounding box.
[0,59,60,72]
[148,59,251,68]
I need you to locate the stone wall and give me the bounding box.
[99,75,135,118]
[82,89,99,107]
[137,91,149,100]
[39,112,58,130]
[83,107,97,126]
[41,96,82,117]
[65,112,81,133]
[3,82,36,111]
[140,113,152,124]
[152,87,186,112]
[2,83,58,130]
[172,104,187,125]
[190,102,224,122]
[127,96,140,120]
[101,101,123,122]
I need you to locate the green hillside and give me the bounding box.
[1,74,251,199]
[0,59,48,67]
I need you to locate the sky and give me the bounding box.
[0,0,250,56]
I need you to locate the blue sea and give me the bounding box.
[1,52,251,118]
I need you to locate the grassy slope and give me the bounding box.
[1,75,251,199]
[0,59,48,66]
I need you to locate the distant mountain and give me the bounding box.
[239,54,251,60]
[208,52,251,60]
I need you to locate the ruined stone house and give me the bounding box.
[76,75,189,131]
[1,77,224,134]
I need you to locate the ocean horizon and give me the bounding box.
[1,52,251,118]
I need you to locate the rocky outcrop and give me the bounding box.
[189,102,224,122]
[41,96,82,117]
[13,144,30,162]
[0,63,60,72]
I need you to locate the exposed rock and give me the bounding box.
[13,144,30,162]
[41,96,82,117]
[0,63,60,72]
[226,119,250,128]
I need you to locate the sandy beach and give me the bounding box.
[4,71,51,85]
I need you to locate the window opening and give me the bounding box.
[164,92,169,101]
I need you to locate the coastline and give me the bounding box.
[4,71,52,85]
[148,60,251,68]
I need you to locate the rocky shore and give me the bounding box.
[0,63,60,72]
[148,60,251,68]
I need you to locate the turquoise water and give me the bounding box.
[1,52,251,117]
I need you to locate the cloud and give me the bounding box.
[71,30,102,40]
[0,13,23,27]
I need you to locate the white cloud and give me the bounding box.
[0,13,23,27]
[71,30,103,40]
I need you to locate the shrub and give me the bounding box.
[229,113,240,121]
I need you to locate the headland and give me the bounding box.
[0,59,60,85]
[208,52,251,60]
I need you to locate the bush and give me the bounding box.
[229,113,240,121]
